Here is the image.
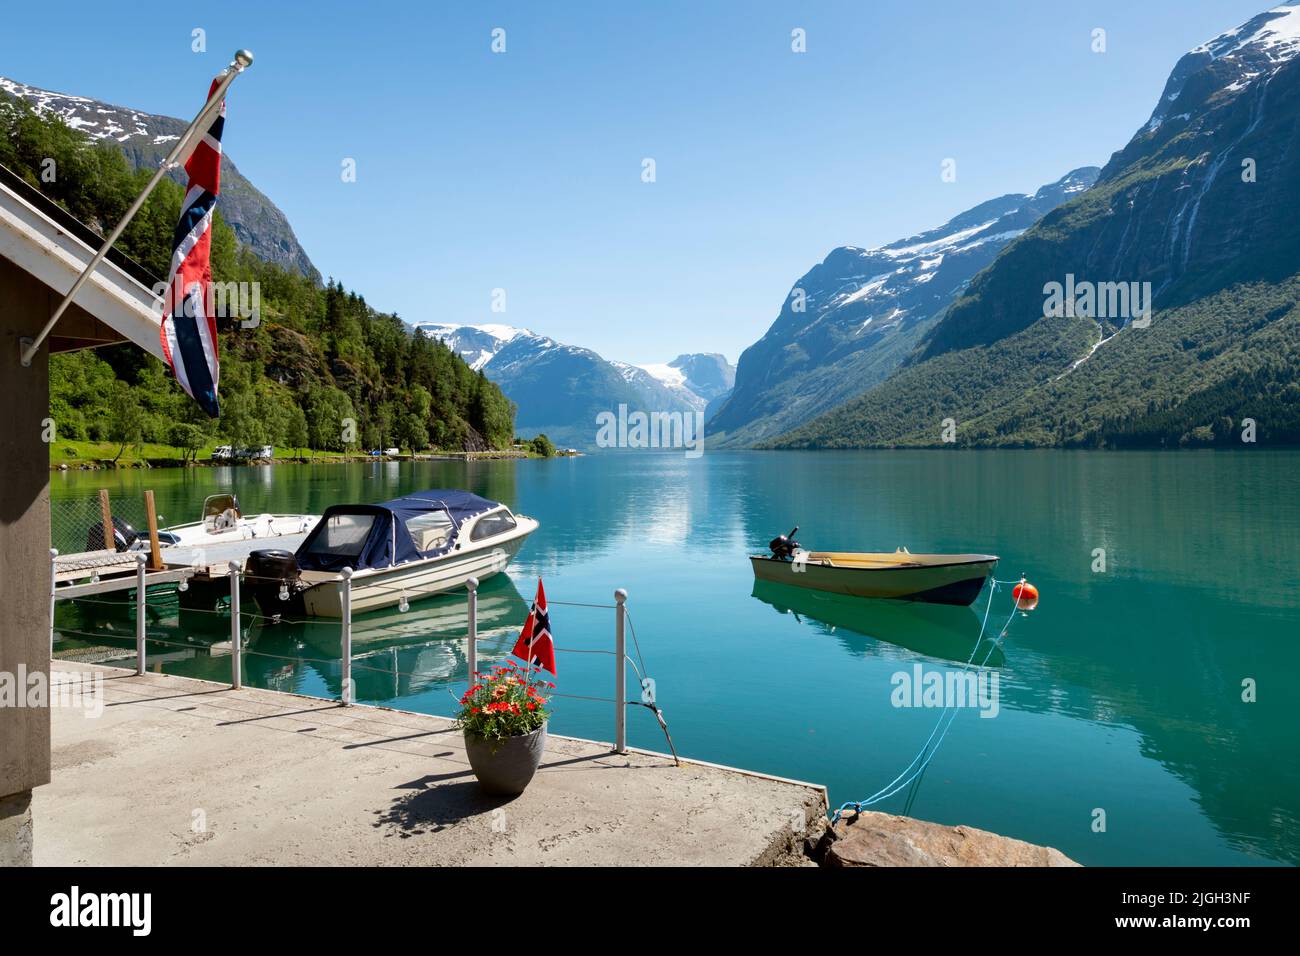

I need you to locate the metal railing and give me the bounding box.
[89,560,637,755]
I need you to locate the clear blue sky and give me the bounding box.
[0,0,1272,364]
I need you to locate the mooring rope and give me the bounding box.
[830,576,1029,823]
[623,608,680,765]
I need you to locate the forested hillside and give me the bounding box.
[1,92,515,460]
[770,279,1300,448]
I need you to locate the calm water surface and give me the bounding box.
[52,450,1300,866]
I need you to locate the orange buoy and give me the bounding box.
[1013,581,1039,610]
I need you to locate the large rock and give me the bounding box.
[822,810,1079,867]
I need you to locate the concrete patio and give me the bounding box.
[35,663,827,866]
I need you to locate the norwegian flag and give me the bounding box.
[159,77,226,417]
[511,578,556,675]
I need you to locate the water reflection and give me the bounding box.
[266,574,528,700]
[750,579,1004,667]
[55,574,530,705]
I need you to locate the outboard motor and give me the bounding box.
[86,516,140,553]
[244,549,304,617]
[768,526,800,561]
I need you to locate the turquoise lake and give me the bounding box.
[51,450,1300,866]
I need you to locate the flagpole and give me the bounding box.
[523,579,544,695]
[522,581,537,691]
[18,50,254,368]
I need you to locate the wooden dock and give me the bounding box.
[52,531,311,601]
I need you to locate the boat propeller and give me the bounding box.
[768,526,800,561]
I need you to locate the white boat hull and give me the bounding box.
[159,513,319,548]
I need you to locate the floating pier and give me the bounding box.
[51,530,311,608]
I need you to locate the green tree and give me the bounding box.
[220,390,267,449]
[306,386,356,453]
[393,411,429,454]
[107,382,145,462]
[168,422,207,463]
[284,405,309,459]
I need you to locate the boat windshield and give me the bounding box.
[470,510,517,541]
[203,494,241,532]
[302,513,377,562]
[405,511,456,553]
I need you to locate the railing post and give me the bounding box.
[466,576,479,683]
[49,548,58,658]
[135,553,148,675]
[340,567,353,705]
[614,588,628,754]
[228,561,242,689]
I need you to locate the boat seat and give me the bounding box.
[813,552,924,569]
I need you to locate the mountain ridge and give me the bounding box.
[706,167,1099,447]
[771,3,1300,449]
[413,322,733,447]
[0,73,320,281]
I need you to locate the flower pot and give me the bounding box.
[463,721,548,796]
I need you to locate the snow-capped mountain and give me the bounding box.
[1147,2,1300,133]
[920,1,1300,360]
[413,323,537,371]
[0,74,317,279]
[775,3,1300,450]
[614,353,735,414]
[413,323,731,447]
[707,167,1099,446]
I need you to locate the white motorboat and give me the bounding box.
[156,493,319,548]
[83,493,318,555]
[243,489,538,617]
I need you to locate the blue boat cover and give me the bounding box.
[296,489,500,572]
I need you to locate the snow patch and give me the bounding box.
[1190,3,1300,64]
[838,273,892,305]
[636,362,688,388]
[875,221,998,259]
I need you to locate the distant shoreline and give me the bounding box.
[51,449,583,472]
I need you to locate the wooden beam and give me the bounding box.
[98,489,114,552]
[143,490,163,571]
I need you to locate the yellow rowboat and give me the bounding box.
[750,550,998,605]
[751,529,997,606]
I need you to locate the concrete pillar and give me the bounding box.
[0,257,56,866]
[0,791,34,867]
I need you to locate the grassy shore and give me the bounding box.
[49,440,545,470]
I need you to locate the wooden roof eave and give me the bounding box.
[0,179,164,360]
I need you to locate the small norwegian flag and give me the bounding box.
[159,76,226,417]
[511,578,556,675]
